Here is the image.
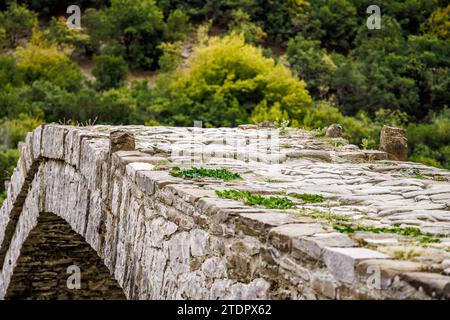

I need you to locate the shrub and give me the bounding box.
[0,2,37,47]
[152,34,311,127]
[407,108,450,169]
[16,31,84,91]
[92,55,129,91]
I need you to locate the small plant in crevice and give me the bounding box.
[170,167,242,181]
[306,210,351,222]
[289,192,325,203]
[216,189,296,210]
[332,224,444,244]
[401,167,427,180]
[274,119,290,137]
[312,127,326,138]
[392,248,422,260]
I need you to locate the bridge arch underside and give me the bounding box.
[5,212,125,300]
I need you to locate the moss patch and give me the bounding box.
[170,167,242,181]
[216,189,296,209]
[333,224,443,244]
[289,193,325,203]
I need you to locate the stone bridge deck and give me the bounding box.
[0,124,449,299]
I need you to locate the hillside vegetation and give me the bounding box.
[0,0,449,203]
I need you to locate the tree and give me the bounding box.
[92,55,129,91]
[421,5,450,40]
[228,9,266,44]
[286,35,337,99]
[16,31,84,91]
[149,34,312,127]
[0,2,37,47]
[164,9,191,42]
[299,0,358,53]
[102,0,166,69]
[47,16,91,54]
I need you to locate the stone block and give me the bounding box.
[401,272,450,299]
[323,247,389,284]
[292,232,356,260]
[41,125,66,159]
[268,223,325,252]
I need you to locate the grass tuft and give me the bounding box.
[289,193,325,203]
[332,224,443,244]
[170,167,242,181]
[216,189,296,209]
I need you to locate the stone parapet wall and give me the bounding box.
[0,124,449,299]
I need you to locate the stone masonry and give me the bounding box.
[0,124,449,299]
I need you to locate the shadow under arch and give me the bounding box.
[6,212,126,300]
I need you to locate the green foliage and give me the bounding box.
[0,148,19,197]
[165,9,191,42]
[216,189,296,209]
[92,55,129,90]
[407,108,450,169]
[286,35,336,98]
[0,55,23,90]
[46,16,91,53]
[151,34,311,127]
[303,210,350,222]
[82,8,110,55]
[170,167,242,181]
[421,5,450,40]
[158,41,183,72]
[228,9,266,44]
[0,114,43,149]
[289,193,325,203]
[16,31,84,91]
[0,2,37,47]
[333,223,444,243]
[102,0,166,69]
[0,191,6,206]
[299,0,358,53]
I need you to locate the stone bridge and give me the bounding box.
[0,124,449,300]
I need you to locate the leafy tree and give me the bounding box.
[0,55,23,90]
[0,148,19,202]
[286,35,337,99]
[82,8,111,55]
[97,87,136,124]
[92,55,128,90]
[408,108,450,169]
[0,2,37,47]
[228,9,266,44]
[20,80,78,122]
[47,16,91,54]
[421,5,450,40]
[149,34,312,127]
[165,9,191,42]
[102,0,166,69]
[299,0,358,52]
[158,41,183,72]
[253,0,307,43]
[0,113,43,149]
[16,31,84,91]
[0,27,6,49]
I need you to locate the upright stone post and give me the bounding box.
[379,126,408,161]
[109,130,135,153]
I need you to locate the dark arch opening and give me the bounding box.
[6,212,126,300]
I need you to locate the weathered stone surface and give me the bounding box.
[326,124,343,138]
[323,247,389,284]
[293,232,356,260]
[379,126,408,161]
[1,124,449,300]
[110,130,135,153]
[402,272,450,299]
[268,224,325,252]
